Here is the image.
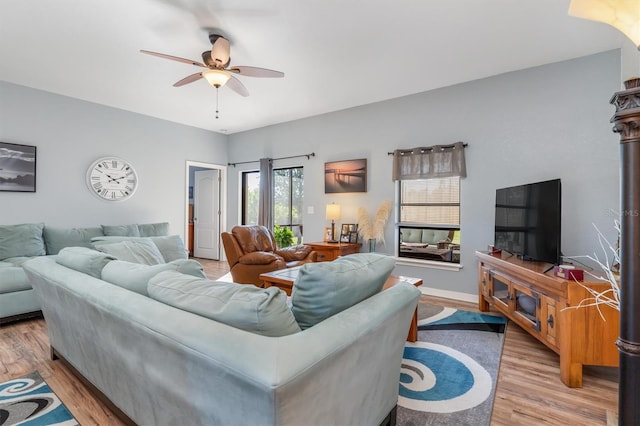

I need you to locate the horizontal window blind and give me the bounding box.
[400,177,460,225]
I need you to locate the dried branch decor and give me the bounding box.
[565,221,621,318]
[357,200,393,244]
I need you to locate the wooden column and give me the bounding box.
[610,78,640,426]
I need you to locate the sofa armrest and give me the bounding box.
[238,251,282,265]
[221,232,242,267]
[275,245,313,262]
[269,283,420,424]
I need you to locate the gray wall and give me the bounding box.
[227,50,621,296]
[0,81,228,239]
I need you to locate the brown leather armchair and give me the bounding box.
[221,225,317,286]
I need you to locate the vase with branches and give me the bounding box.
[357,200,393,252]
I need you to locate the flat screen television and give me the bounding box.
[494,178,561,265]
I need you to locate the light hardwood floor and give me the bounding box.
[0,259,618,425]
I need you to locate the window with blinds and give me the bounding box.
[400,177,460,225]
[398,176,461,263]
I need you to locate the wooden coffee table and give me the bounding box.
[260,267,423,342]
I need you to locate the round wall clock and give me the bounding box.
[86,157,138,201]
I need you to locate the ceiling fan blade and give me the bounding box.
[228,66,284,78]
[226,75,249,97]
[140,50,207,68]
[173,72,204,87]
[210,35,231,67]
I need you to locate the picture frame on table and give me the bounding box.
[349,231,359,244]
[341,223,357,235]
[340,224,357,244]
[323,227,333,242]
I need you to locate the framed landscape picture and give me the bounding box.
[0,142,36,192]
[324,158,367,193]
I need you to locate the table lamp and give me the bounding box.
[325,203,341,243]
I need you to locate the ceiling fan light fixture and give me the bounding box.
[203,69,231,88]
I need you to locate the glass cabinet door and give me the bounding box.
[513,284,541,332]
[491,273,511,309]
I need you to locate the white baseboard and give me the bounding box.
[419,286,478,304]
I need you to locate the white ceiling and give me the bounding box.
[0,0,625,135]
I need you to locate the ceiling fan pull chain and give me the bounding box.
[215,87,220,119]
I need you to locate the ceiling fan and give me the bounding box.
[141,33,284,100]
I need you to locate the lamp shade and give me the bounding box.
[203,69,231,87]
[569,0,640,47]
[325,203,341,221]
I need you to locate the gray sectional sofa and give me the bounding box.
[23,252,420,425]
[0,222,183,323]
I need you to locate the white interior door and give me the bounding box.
[194,169,220,259]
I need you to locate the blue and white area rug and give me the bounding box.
[398,303,507,426]
[0,371,78,426]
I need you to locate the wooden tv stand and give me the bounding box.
[476,251,619,387]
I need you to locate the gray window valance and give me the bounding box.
[392,142,467,181]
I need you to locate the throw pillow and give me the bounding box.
[149,235,187,261]
[93,238,165,265]
[101,259,206,295]
[148,271,301,337]
[43,226,104,255]
[56,247,116,278]
[0,223,46,261]
[91,235,187,262]
[101,224,141,237]
[138,222,170,237]
[291,253,396,329]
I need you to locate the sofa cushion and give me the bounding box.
[101,259,206,295]
[148,271,301,337]
[421,229,451,245]
[0,260,31,294]
[101,224,141,237]
[138,222,170,237]
[402,228,424,244]
[43,226,105,255]
[0,223,46,261]
[91,235,187,262]
[56,247,116,278]
[93,238,165,265]
[291,253,395,329]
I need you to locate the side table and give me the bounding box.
[304,242,361,262]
